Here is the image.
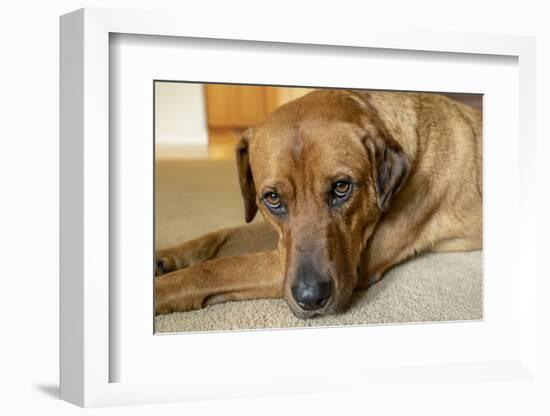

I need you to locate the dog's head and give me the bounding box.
[236,90,410,318]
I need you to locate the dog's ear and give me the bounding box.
[365,134,410,212]
[235,128,258,223]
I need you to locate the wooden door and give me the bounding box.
[205,85,275,128]
[204,84,314,128]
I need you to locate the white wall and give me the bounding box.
[1,1,549,415]
[155,82,208,145]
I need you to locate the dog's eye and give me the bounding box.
[264,192,282,209]
[330,180,353,207]
[333,181,351,197]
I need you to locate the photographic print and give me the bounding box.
[153,83,482,333]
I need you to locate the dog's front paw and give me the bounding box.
[154,267,205,314]
[155,244,201,276]
[155,295,204,315]
[154,254,178,276]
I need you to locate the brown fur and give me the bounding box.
[155,89,482,319]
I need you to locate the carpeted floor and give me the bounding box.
[154,159,482,333]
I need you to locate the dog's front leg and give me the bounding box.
[155,222,277,276]
[155,250,283,314]
[155,229,231,276]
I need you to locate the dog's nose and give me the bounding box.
[291,278,332,311]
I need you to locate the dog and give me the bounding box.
[154,89,482,319]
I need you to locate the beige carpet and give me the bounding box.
[155,160,482,333]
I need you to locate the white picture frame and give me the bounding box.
[60,7,539,408]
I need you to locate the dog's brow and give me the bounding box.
[260,181,290,196]
[327,168,358,182]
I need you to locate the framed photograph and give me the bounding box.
[60,8,539,408]
[152,81,483,334]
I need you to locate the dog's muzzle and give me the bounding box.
[290,262,333,311]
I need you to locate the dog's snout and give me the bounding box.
[290,263,332,311]
[292,279,332,311]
